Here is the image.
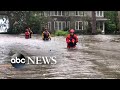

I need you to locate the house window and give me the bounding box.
[62,11,65,16]
[65,11,70,16]
[50,11,63,16]
[66,21,70,29]
[58,11,62,15]
[55,11,58,15]
[75,11,83,16]
[48,22,51,30]
[54,21,58,30]
[96,11,104,17]
[62,22,66,30]
[69,11,72,16]
[40,11,44,16]
[54,21,66,30]
[57,11,63,16]
[59,22,62,30]
[47,11,50,16]
[50,11,54,16]
[75,21,83,30]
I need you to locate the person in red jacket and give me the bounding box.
[66,29,78,48]
[25,29,30,39]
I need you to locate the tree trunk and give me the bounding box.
[113,11,118,34]
[92,11,96,34]
[117,11,120,32]
[83,11,85,30]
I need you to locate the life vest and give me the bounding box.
[66,34,78,48]
[25,31,30,39]
[66,34,78,43]
[43,31,49,38]
[44,31,49,35]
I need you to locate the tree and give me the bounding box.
[104,11,119,34]
[117,11,120,33]
[0,11,48,34]
[91,11,96,34]
[6,11,31,34]
[27,11,48,34]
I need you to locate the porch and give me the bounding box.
[96,18,109,34]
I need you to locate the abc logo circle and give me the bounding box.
[11,57,26,64]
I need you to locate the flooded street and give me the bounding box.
[0,34,120,79]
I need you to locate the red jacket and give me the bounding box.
[25,31,30,36]
[66,34,78,43]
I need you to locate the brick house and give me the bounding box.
[42,11,108,34]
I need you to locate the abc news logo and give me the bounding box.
[11,56,57,65]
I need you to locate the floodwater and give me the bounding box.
[0,34,120,79]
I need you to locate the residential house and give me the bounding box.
[42,11,108,34]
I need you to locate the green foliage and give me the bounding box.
[96,29,102,34]
[26,12,48,34]
[27,15,41,33]
[105,11,118,23]
[6,11,48,34]
[3,11,120,35]
[104,11,119,34]
[55,30,69,36]
[74,30,88,35]
[12,26,21,34]
[7,11,30,34]
[105,22,116,34]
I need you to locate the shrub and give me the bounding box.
[55,30,69,36]
[105,23,116,34]
[74,30,88,35]
[12,26,21,34]
[96,29,102,34]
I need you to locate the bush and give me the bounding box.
[76,30,88,35]
[27,16,41,34]
[96,29,102,34]
[55,30,69,36]
[105,23,116,34]
[11,26,22,34]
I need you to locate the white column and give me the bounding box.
[102,11,104,17]
[102,22,105,34]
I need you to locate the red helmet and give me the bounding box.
[70,29,75,33]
